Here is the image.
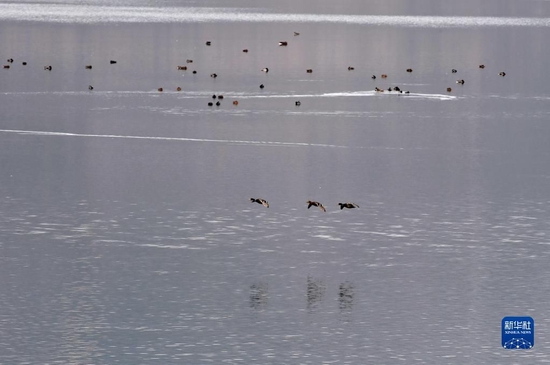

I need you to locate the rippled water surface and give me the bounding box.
[1,0,550,363]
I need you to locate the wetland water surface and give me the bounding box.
[1,0,550,363]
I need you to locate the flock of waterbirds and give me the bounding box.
[250,198,359,212]
[3,31,507,107]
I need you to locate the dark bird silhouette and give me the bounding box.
[250,198,269,208]
[307,200,326,212]
[338,202,359,210]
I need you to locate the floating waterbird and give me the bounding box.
[279,41,288,46]
[260,84,264,89]
[306,69,313,73]
[178,66,187,70]
[479,64,485,69]
[261,67,269,73]
[456,79,464,85]
[451,69,458,73]
[85,65,92,69]
[88,85,94,90]
[295,101,301,106]
[206,41,211,46]
[406,68,413,73]
[499,72,506,76]
[348,66,355,70]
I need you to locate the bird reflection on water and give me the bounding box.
[249,282,268,310]
[306,276,326,312]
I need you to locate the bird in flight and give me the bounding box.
[338,202,359,210]
[250,198,269,208]
[307,200,326,212]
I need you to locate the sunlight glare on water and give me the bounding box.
[0,3,550,27]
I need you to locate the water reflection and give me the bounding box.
[306,276,325,312]
[338,281,354,313]
[249,282,268,310]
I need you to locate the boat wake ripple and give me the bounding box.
[0,129,361,149]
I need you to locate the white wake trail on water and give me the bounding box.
[0,129,357,149]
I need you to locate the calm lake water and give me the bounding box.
[1,0,550,363]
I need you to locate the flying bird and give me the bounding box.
[307,200,326,212]
[250,198,269,208]
[338,202,359,210]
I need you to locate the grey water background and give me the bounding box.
[1,0,550,363]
